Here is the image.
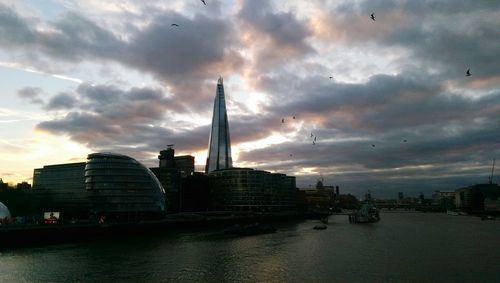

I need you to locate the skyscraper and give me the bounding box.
[206,77,233,173]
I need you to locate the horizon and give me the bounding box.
[0,0,499,198]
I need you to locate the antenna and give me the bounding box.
[489,158,496,185]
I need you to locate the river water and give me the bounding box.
[1,212,499,282]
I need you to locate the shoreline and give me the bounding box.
[0,212,319,249]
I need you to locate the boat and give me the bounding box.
[447,210,467,216]
[313,224,327,230]
[351,203,380,223]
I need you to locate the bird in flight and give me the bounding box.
[289,154,293,157]
[201,0,206,5]
[403,139,407,143]
[466,69,471,76]
[329,76,333,79]
[370,13,375,21]
[371,144,376,147]
[310,132,314,138]
[313,141,316,145]
[293,116,296,119]
[171,23,179,27]
[282,118,285,123]
[314,136,317,142]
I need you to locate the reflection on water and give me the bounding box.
[1,213,499,282]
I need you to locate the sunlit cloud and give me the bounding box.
[0,1,498,196]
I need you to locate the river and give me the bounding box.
[1,212,499,282]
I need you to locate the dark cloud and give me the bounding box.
[2,1,500,197]
[127,12,237,78]
[321,0,500,80]
[0,3,35,47]
[17,87,44,104]
[0,5,123,61]
[238,0,312,51]
[35,83,205,159]
[237,0,315,72]
[0,4,243,111]
[44,93,77,110]
[240,69,500,196]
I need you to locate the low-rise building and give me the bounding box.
[432,190,456,209]
[32,162,88,218]
[150,145,195,213]
[455,184,500,211]
[209,167,296,212]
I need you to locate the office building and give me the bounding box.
[85,153,166,219]
[32,162,88,217]
[209,167,296,212]
[206,77,233,173]
[150,145,195,213]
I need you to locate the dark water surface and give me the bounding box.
[1,213,499,282]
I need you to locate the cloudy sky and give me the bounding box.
[0,0,499,198]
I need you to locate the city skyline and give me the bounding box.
[0,1,499,197]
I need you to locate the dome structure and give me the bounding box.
[0,202,11,219]
[85,153,166,217]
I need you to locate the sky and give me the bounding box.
[0,0,499,198]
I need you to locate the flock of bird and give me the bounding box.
[276,11,473,156]
[170,5,473,156]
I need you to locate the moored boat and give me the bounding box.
[351,203,380,223]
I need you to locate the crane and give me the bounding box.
[489,158,496,184]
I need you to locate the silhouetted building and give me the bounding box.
[150,145,195,213]
[209,168,296,212]
[176,155,195,178]
[0,178,8,190]
[205,77,233,173]
[297,180,336,214]
[85,153,166,220]
[0,201,11,219]
[432,190,455,210]
[16,182,31,190]
[398,192,404,201]
[32,162,88,218]
[337,194,359,209]
[455,184,500,211]
[180,173,209,212]
[29,153,166,221]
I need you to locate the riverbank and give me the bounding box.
[0,211,313,249]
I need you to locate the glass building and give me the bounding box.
[206,77,233,173]
[209,168,296,212]
[85,153,166,219]
[0,201,11,219]
[32,162,88,218]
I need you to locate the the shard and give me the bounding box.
[205,77,233,173]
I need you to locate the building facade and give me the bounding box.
[32,162,88,217]
[209,167,296,212]
[29,153,166,221]
[150,145,195,213]
[205,77,233,173]
[85,153,166,220]
[455,184,500,211]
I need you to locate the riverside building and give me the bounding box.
[204,78,297,213]
[31,153,166,221]
[150,145,195,213]
[209,168,296,212]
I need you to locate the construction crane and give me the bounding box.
[488,158,496,184]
